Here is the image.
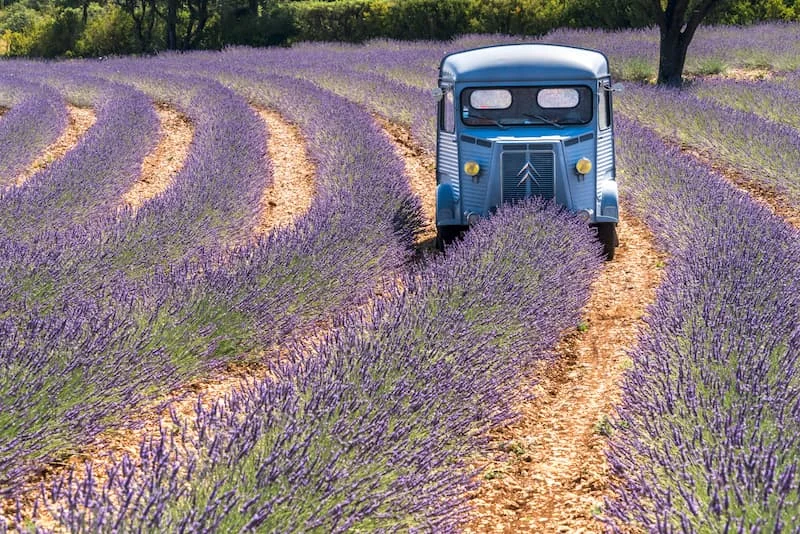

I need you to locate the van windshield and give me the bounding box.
[461,86,593,127]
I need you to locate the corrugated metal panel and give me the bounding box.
[564,136,596,208]
[501,145,555,202]
[439,132,459,197]
[460,142,492,211]
[596,129,614,176]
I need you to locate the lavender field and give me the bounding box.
[1,21,800,533]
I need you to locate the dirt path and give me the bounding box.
[374,116,437,246]
[256,108,316,233]
[14,106,96,187]
[464,213,664,533]
[122,104,192,209]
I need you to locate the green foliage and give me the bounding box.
[3,6,82,56]
[466,0,568,36]
[2,0,800,56]
[287,0,389,42]
[217,3,297,46]
[73,4,137,56]
[565,0,653,28]
[711,0,799,23]
[0,3,41,33]
[388,0,471,40]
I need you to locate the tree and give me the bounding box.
[649,0,731,86]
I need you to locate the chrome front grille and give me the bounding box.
[501,145,556,202]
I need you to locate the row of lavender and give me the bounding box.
[603,117,800,531]
[0,65,422,496]
[0,76,68,188]
[615,80,800,207]
[37,200,602,532]
[260,36,800,529]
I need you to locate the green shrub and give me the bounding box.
[217,4,297,47]
[466,0,569,36]
[289,0,389,42]
[73,5,137,57]
[388,0,471,40]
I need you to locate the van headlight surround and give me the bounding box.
[464,160,481,176]
[576,157,592,175]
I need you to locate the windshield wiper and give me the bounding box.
[468,112,508,129]
[523,113,563,129]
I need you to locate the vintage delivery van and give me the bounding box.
[435,43,622,258]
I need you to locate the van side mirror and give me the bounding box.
[611,82,625,93]
[432,87,444,101]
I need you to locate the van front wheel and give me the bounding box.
[435,225,464,251]
[594,223,618,261]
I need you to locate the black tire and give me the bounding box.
[435,225,463,251]
[594,222,618,261]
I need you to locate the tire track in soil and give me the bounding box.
[463,212,665,533]
[13,105,96,188]
[122,104,193,209]
[0,112,418,531]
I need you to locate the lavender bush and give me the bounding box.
[616,82,800,204]
[0,76,158,239]
[40,200,602,532]
[604,117,800,531]
[691,77,800,130]
[0,76,68,187]
[0,66,423,496]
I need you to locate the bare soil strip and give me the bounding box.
[256,108,316,233]
[682,144,800,229]
[14,106,96,187]
[122,104,192,209]
[373,116,438,245]
[463,213,665,533]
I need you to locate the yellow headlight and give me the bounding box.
[576,157,592,175]
[464,161,480,176]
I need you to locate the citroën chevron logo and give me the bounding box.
[516,160,541,187]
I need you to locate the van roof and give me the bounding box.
[440,43,609,83]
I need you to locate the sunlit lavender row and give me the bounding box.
[0,76,67,187]
[39,200,602,532]
[0,75,158,241]
[616,82,800,204]
[691,76,800,130]
[0,66,422,494]
[605,117,800,531]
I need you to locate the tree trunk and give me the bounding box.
[656,26,690,87]
[166,0,178,50]
[653,0,723,87]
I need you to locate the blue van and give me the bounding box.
[435,43,622,258]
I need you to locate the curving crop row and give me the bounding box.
[691,77,800,130]
[616,83,800,205]
[0,76,68,187]
[40,200,602,532]
[604,117,800,532]
[0,75,159,242]
[0,68,422,496]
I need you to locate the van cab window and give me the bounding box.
[461,86,592,127]
[440,87,455,133]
